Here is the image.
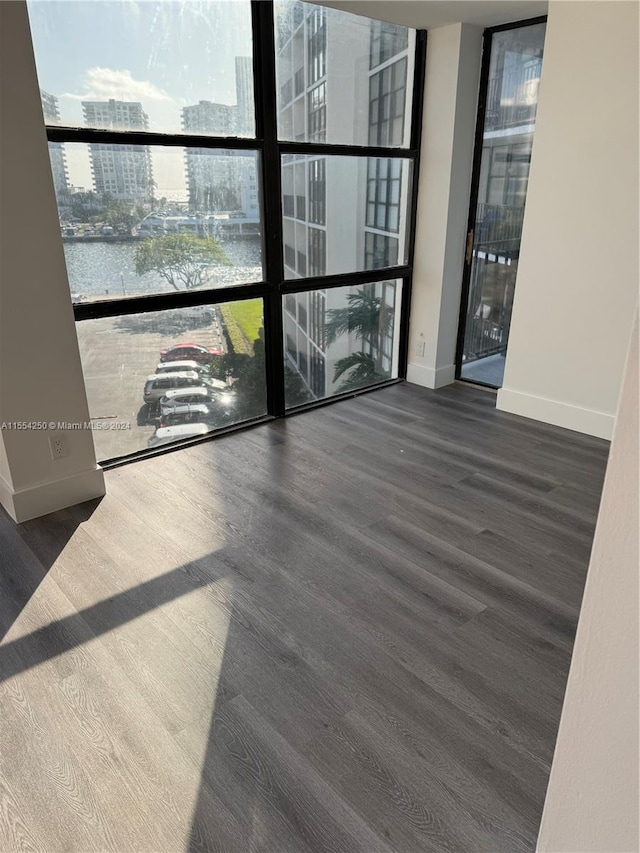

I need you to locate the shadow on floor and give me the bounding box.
[0,498,101,643]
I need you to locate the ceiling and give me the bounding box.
[315,1,548,30]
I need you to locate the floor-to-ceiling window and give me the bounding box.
[28,0,425,463]
[457,18,546,388]
[277,8,419,407]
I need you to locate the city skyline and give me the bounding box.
[43,62,255,199]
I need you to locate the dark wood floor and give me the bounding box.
[0,382,609,853]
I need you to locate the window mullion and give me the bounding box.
[252,0,286,417]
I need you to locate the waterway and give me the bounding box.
[63,237,263,301]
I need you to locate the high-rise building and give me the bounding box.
[182,101,241,212]
[40,89,69,197]
[279,4,411,400]
[235,56,254,137]
[182,70,259,218]
[82,100,153,203]
[182,100,237,136]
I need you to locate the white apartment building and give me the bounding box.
[82,99,153,204]
[182,59,259,221]
[40,89,68,197]
[235,56,255,137]
[182,101,241,212]
[279,2,413,400]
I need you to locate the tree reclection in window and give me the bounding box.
[284,280,402,408]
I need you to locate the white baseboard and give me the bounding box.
[406,362,456,390]
[497,387,615,440]
[0,466,106,523]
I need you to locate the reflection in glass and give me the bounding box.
[77,299,266,460]
[282,155,411,280]
[275,1,414,147]
[28,1,255,136]
[50,143,262,301]
[284,281,401,407]
[461,22,546,388]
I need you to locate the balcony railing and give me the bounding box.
[463,203,524,363]
[484,61,541,132]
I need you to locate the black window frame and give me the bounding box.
[43,1,426,467]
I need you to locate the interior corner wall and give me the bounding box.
[406,22,482,389]
[0,1,105,522]
[535,312,639,853]
[497,0,639,439]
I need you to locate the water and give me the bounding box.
[63,238,263,300]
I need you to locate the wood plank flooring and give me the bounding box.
[0,382,609,852]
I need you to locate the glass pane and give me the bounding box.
[283,280,402,407]
[77,299,267,461]
[28,1,255,137]
[461,22,546,389]
[275,1,414,147]
[51,143,262,301]
[281,155,411,279]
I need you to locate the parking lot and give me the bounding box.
[76,310,226,460]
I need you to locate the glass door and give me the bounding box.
[457,19,546,388]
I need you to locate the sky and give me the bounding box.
[27,0,256,194]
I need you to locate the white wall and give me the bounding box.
[497,0,639,439]
[407,22,482,389]
[0,2,105,522]
[536,313,638,852]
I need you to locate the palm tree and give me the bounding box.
[324,286,393,391]
[333,351,389,392]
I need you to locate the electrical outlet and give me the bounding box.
[416,339,425,358]
[49,433,68,460]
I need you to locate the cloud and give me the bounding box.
[62,67,172,103]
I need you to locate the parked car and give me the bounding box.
[147,423,212,449]
[155,360,209,376]
[159,342,224,363]
[159,387,218,415]
[159,403,219,428]
[143,371,205,405]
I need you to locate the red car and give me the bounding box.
[159,342,223,364]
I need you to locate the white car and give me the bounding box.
[143,371,204,404]
[147,423,212,449]
[159,403,219,427]
[155,360,208,376]
[159,387,218,415]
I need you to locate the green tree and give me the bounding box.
[134,234,230,291]
[102,200,138,232]
[68,190,101,220]
[284,364,313,406]
[332,351,389,392]
[208,330,267,420]
[324,286,393,391]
